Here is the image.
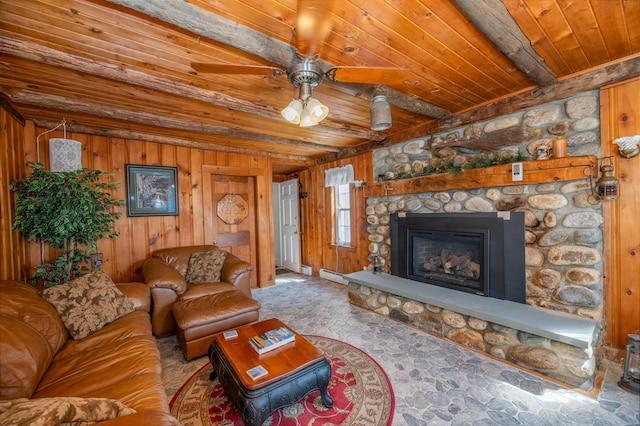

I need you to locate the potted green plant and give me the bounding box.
[10,162,124,286]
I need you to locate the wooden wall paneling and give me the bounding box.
[110,138,133,282]
[307,167,324,274]
[125,140,149,279]
[355,152,373,272]
[299,152,372,276]
[0,108,28,281]
[143,141,164,256]
[297,169,314,270]
[201,160,216,248]
[254,157,275,286]
[601,78,640,353]
[15,123,280,285]
[88,134,115,278]
[23,122,44,280]
[189,149,205,246]
[161,143,179,249]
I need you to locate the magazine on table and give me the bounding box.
[249,326,295,354]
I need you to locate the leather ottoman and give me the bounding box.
[172,290,260,360]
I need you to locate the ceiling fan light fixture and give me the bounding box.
[299,107,318,127]
[282,81,329,127]
[370,94,392,131]
[281,99,304,124]
[306,98,329,122]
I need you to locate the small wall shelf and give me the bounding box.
[367,155,597,197]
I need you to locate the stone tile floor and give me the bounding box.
[159,273,640,425]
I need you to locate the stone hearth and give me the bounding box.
[347,272,598,390]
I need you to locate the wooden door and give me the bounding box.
[209,175,257,289]
[280,178,301,272]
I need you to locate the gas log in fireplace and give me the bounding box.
[390,212,526,303]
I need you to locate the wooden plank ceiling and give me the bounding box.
[1,0,639,170]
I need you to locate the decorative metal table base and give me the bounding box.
[209,341,333,426]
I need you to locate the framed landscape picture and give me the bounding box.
[125,165,179,217]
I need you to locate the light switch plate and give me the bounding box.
[512,162,523,181]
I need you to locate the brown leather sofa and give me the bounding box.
[142,245,260,359]
[0,280,178,425]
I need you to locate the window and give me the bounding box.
[335,184,351,245]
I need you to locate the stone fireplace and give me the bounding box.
[347,91,603,391]
[390,212,526,303]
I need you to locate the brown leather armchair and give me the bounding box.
[142,245,255,337]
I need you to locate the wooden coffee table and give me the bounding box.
[208,318,333,426]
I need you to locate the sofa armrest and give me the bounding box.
[142,258,187,295]
[115,283,150,312]
[221,253,254,297]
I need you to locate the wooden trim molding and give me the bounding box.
[0,93,25,125]
[366,156,597,197]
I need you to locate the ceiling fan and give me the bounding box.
[190,0,409,128]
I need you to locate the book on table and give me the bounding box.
[249,326,296,354]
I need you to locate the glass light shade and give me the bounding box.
[49,138,82,172]
[281,99,303,124]
[306,98,329,123]
[371,94,392,131]
[299,107,318,127]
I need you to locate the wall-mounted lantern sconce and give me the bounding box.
[618,332,640,394]
[613,135,640,159]
[589,157,619,201]
[595,163,619,200]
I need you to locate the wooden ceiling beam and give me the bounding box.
[30,119,315,161]
[319,54,640,163]
[453,0,557,87]
[105,0,451,119]
[0,35,382,142]
[8,90,340,153]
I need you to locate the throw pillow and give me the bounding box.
[184,248,227,284]
[40,271,135,340]
[0,397,135,425]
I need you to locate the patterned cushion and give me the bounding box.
[40,271,135,340]
[0,397,135,425]
[184,249,227,284]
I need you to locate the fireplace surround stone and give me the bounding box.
[355,91,604,391]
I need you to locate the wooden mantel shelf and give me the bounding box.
[367,155,597,197]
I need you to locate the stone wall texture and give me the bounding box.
[368,91,603,320]
[357,91,603,390]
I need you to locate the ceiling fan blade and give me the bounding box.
[296,0,332,57]
[191,63,285,76]
[324,67,411,85]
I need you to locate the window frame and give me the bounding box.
[334,183,352,246]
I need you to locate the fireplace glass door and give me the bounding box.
[408,230,487,295]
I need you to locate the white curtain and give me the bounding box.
[324,164,354,187]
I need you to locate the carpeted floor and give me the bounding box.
[158,273,640,425]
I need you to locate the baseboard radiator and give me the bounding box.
[319,269,349,285]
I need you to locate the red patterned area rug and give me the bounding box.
[170,335,395,425]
